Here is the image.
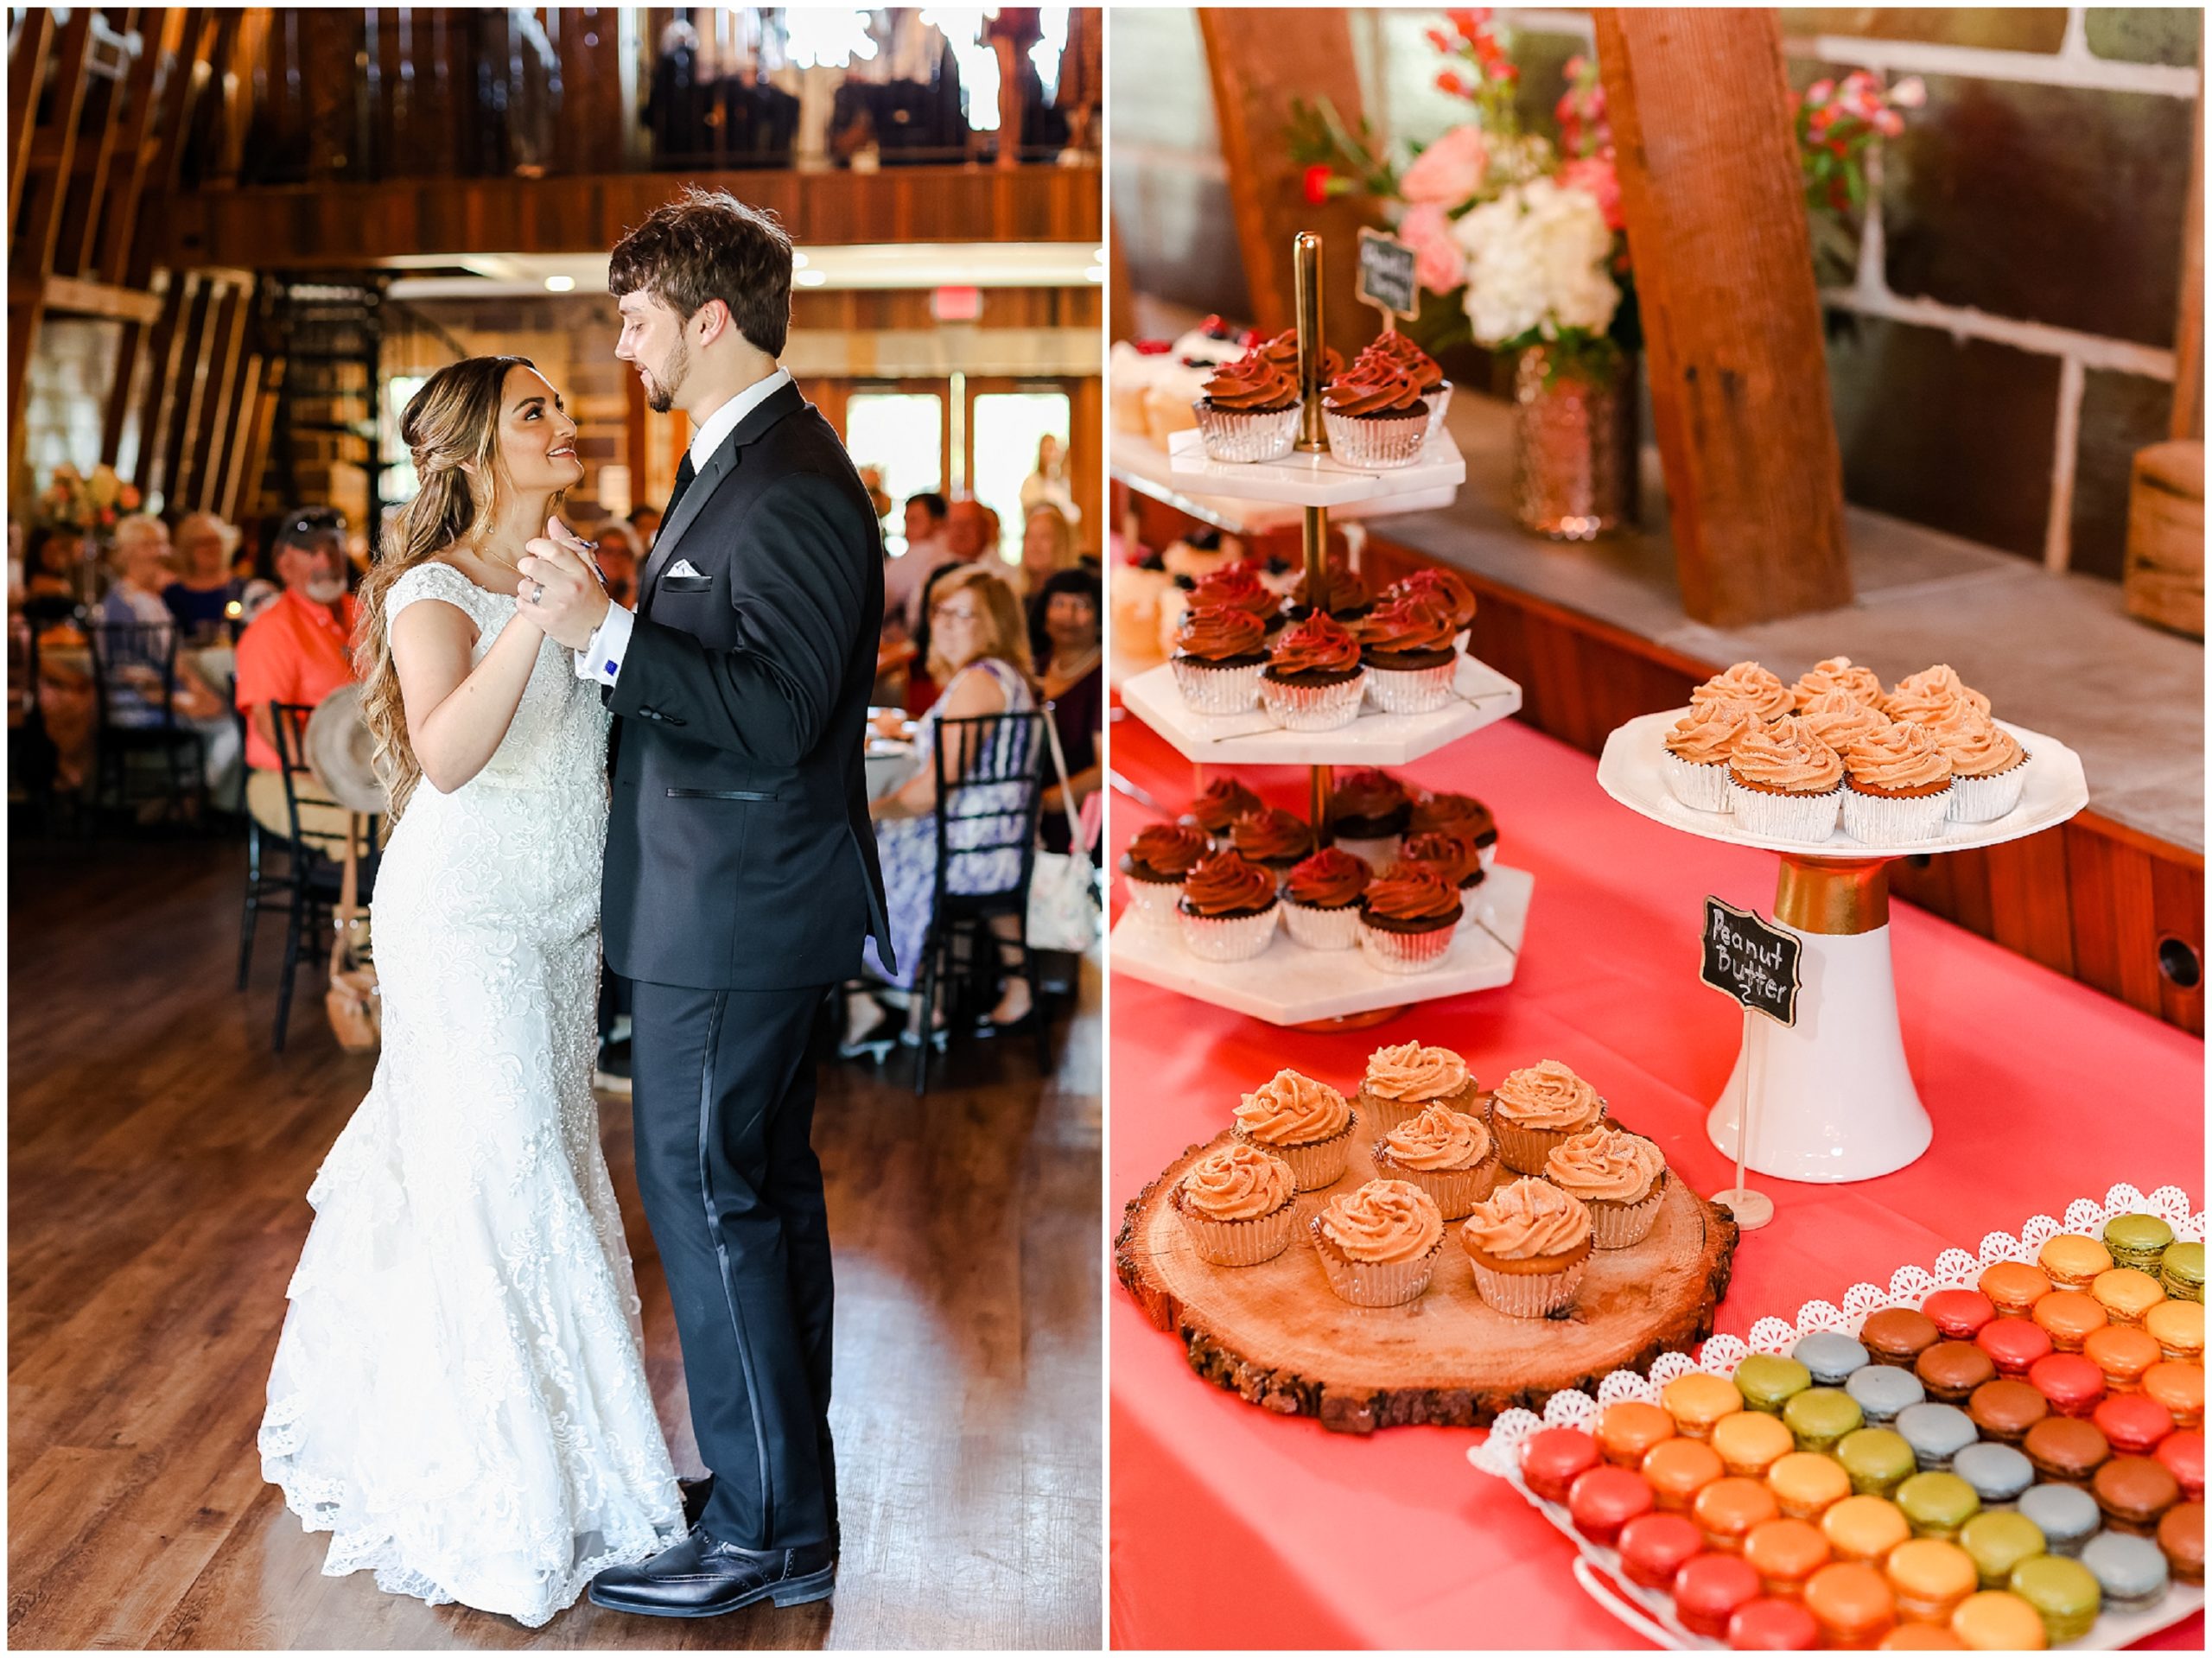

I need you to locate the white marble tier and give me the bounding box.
[1162,425,1466,510]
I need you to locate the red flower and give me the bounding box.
[1426,27,1452,53]
[1448,9,1493,41]
[1302,163,1334,206]
[1436,69,1467,98]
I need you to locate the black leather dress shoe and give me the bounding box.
[588,1532,835,1617]
[678,1475,713,1530]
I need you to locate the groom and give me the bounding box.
[518,187,890,1617]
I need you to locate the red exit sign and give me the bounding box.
[931,285,983,321]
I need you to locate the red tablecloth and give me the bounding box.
[1107,706,2204,1651]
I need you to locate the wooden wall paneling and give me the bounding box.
[2145,843,2207,1032]
[7,7,55,225]
[8,7,96,484]
[552,7,626,180]
[87,9,182,283]
[302,9,357,182]
[128,275,189,494]
[55,6,145,281]
[149,273,211,506]
[214,352,264,520]
[229,354,284,524]
[1592,8,1853,628]
[187,280,251,510]
[1071,373,1103,556]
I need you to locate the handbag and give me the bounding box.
[324,810,381,1051]
[1026,704,1101,954]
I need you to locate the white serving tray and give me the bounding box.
[1165,425,1466,510]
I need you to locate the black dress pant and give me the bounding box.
[629,979,836,1551]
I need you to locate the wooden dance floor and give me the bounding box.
[8,835,1102,1649]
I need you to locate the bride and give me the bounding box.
[258,356,685,1624]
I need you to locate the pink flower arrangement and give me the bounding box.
[1399,124,1489,205]
[1399,201,1467,294]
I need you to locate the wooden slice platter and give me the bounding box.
[1116,1114,1739,1434]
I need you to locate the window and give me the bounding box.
[845,390,944,557]
[969,389,1072,564]
[381,374,430,502]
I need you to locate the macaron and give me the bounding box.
[2031,1289,2107,1352]
[1726,1596,1821,1649]
[1979,1261,2052,1319]
[2006,1553,2101,1643]
[1617,1509,1703,1589]
[1767,1450,1852,1519]
[1896,1402,1978,1472]
[1958,1509,2046,1590]
[1596,1399,1677,1467]
[2103,1212,2175,1275]
[1920,1290,1996,1342]
[1567,1463,1656,1544]
[2142,1358,2205,1429]
[1714,1408,1799,1479]
[1863,1307,1942,1368]
[2158,1498,2203,1585]
[1804,1560,1897,1647]
[2157,1429,2203,1501]
[2017,1481,2101,1555]
[2094,1392,2174,1455]
[1795,1331,1871,1388]
[2022,1416,2111,1487]
[2026,1352,2104,1418]
[2082,1324,2163,1393]
[1849,1364,1927,1425]
[1696,1475,1784,1553]
[1947,1589,2048,1651]
[1896,1471,1981,1540]
[1743,1515,1832,1597]
[1643,1435,1726,1511]
[2145,1297,2204,1363]
[2161,1241,2203,1304]
[1675,1551,1764,1637]
[1837,1426,1920,1498]
[1783,1388,1863,1455]
[1665,1371,1747,1439]
[2079,1528,2170,1611]
[1520,1426,1603,1501]
[1966,1379,2047,1445]
[2091,1266,2167,1327]
[1974,1318,2052,1377]
[1885,1536,1979,1623]
[1914,1342,1996,1406]
[2037,1234,2112,1292]
[1878,1626,1967,1649]
[2093,1454,2180,1535]
[1736,1354,1815,1414]
[1952,1442,2034,1509]
[1823,1493,1913,1564]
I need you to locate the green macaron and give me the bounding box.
[1959,1509,2046,1590]
[2104,1213,2176,1275]
[2162,1240,2204,1304]
[1734,1353,1814,1414]
[2009,1553,2102,1644]
[1782,1386,1864,1454]
[1896,1471,1981,1540]
[1835,1426,1918,1497]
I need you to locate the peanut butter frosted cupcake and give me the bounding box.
[1544,1124,1669,1248]
[1791,656,1885,709]
[1882,664,1993,727]
[1355,1040,1483,1132]
[1841,721,1954,844]
[1662,697,1764,812]
[1230,1068,1356,1191]
[1173,1141,1299,1267]
[1726,715,1844,842]
[1491,1058,1607,1174]
[1460,1178,1594,1318]
[1692,661,1796,723]
[1924,706,2031,824]
[1310,1178,1446,1305]
[1797,689,1891,759]
[1370,1103,1499,1218]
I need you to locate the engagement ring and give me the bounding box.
[530,581,546,605]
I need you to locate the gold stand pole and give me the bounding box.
[1774,854,1891,937]
[1294,232,1332,838]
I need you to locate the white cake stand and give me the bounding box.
[1596,711,2089,1184]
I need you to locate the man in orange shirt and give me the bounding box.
[232,507,361,836]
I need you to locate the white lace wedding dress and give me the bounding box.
[259,562,684,1626]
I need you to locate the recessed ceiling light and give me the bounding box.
[793,251,810,270]
[1084,264,1106,283]
[796,270,829,288]
[544,275,575,293]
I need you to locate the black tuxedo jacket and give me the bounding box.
[601,379,893,988]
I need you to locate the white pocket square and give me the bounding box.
[666,558,705,578]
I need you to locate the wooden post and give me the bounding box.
[2172,85,2202,443]
[1593,8,1853,626]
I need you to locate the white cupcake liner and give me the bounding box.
[1661,748,1733,813]
[1121,873,1183,929]
[1842,780,1954,845]
[1170,655,1264,716]
[1331,830,1402,868]
[1371,1147,1500,1220]
[1260,672,1367,731]
[1551,1172,1668,1248]
[1948,755,2030,823]
[1424,381,1453,441]
[1174,1191,1299,1267]
[1177,904,1279,962]
[1493,1112,1604,1177]
[1311,1221,1442,1306]
[1726,776,1842,842]
[1468,1253,1586,1318]
[1281,898,1363,950]
[1323,407,1429,470]
[1357,916,1459,975]
[1366,659,1459,715]
[1192,400,1300,463]
[1233,1115,1355,1191]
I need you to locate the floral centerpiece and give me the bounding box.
[31,462,140,600]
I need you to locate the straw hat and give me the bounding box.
[304,683,389,814]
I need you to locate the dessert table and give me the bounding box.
[1107,704,2204,1651]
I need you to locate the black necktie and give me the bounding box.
[664,452,697,525]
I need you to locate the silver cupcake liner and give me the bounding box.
[1332,831,1402,869]
[1948,755,2030,823]
[1468,1253,1586,1318]
[1842,781,1954,845]
[1281,898,1362,950]
[1177,904,1279,962]
[1192,400,1300,463]
[1568,1173,1668,1248]
[1310,1220,1442,1306]
[1260,672,1367,731]
[1366,659,1459,715]
[1170,655,1264,716]
[1661,748,1733,814]
[1370,1147,1499,1220]
[1324,407,1429,470]
[1357,916,1459,975]
[1233,1115,1355,1191]
[1357,1078,1484,1134]
[1493,1113,1603,1177]
[1121,874,1183,929]
[1424,381,1453,441]
[1726,776,1842,842]
[1176,1193,1299,1267]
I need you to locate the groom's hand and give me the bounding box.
[518,518,612,650]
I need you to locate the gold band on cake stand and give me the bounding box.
[1774,854,1891,937]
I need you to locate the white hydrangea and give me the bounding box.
[1452,177,1620,347]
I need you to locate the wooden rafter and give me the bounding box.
[8,8,55,226]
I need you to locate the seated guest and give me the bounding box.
[23,524,85,616]
[1017,502,1078,623]
[882,489,951,638]
[97,514,241,806]
[906,496,995,713]
[162,511,245,639]
[1033,565,1103,858]
[594,521,641,607]
[626,502,661,553]
[232,507,359,839]
[848,566,1039,1054]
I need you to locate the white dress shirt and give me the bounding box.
[577,366,792,686]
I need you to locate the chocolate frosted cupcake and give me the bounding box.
[1544,1124,1669,1248]
[1281,847,1370,950]
[1491,1058,1607,1175]
[1797,689,1891,759]
[1382,565,1478,650]
[1693,661,1796,723]
[1841,721,1954,844]
[1228,805,1316,886]
[1662,697,1762,813]
[1311,1178,1446,1306]
[1173,1141,1299,1267]
[1357,594,1461,715]
[1363,331,1452,439]
[1231,1067,1356,1191]
[1926,707,2030,824]
[1372,1104,1498,1219]
[1726,715,1845,842]
[1174,849,1280,962]
[1400,830,1485,902]
[1355,1039,1483,1131]
[1259,611,1365,731]
[1286,556,1374,626]
[1255,326,1343,386]
[1791,656,1885,710]
[1169,603,1268,716]
[1884,664,1992,727]
[1193,349,1300,462]
[1118,823,1210,930]
[1185,565,1284,630]
[1184,778,1262,848]
[1357,861,1463,975]
[1321,358,1430,469]
[1461,1178,1594,1318]
[1326,767,1411,866]
[1408,791,1499,868]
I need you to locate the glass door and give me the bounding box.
[844,383,948,557]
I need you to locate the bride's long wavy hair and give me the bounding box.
[357,355,559,828]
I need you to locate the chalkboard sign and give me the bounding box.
[1357,229,1420,321]
[1700,898,1802,1027]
